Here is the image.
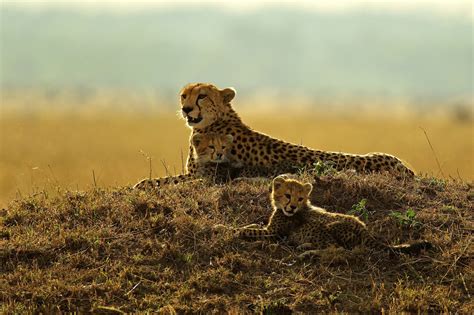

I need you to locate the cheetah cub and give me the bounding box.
[133,133,298,189]
[133,133,235,189]
[193,133,299,181]
[191,132,242,183]
[237,175,431,256]
[192,133,235,166]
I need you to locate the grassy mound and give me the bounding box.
[1,172,472,313]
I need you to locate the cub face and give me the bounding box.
[192,133,234,164]
[271,175,312,217]
[180,83,236,129]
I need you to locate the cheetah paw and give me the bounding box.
[298,250,323,261]
[297,243,315,251]
[267,243,280,253]
[212,224,233,234]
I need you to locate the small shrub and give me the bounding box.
[348,198,370,221]
[389,208,420,227]
[426,178,447,190]
[311,161,336,177]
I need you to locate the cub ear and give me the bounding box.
[273,176,286,190]
[220,88,236,103]
[225,134,233,144]
[192,133,204,147]
[303,182,313,195]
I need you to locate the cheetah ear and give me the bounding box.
[303,183,313,195]
[273,176,285,190]
[192,133,204,147]
[220,88,236,103]
[225,134,233,144]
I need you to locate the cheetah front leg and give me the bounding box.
[238,226,279,240]
[213,223,280,251]
[213,224,278,251]
[298,246,350,261]
[241,223,262,229]
[232,177,269,184]
[241,224,281,251]
[133,174,195,190]
[296,243,317,251]
[212,223,262,235]
[295,233,338,260]
[297,249,326,260]
[297,238,332,258]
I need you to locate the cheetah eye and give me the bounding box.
[285,194,291,199]
[222,146,226,149]
[181,94,186,99]
[197,94,207,100]
[208,145,215,149]
[298,197,304,202]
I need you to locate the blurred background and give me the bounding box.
[1,0,473,206]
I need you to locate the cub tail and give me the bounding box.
[390,240,432,254]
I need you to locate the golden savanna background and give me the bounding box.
[1,2,473,313]
[1,92,472,208]
[1,1,473,207]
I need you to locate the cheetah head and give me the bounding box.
[192,133,234,164]
[271,175,312,217]
[180,83,236,130]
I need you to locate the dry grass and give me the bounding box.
[1,98,473,208]
[1,172,472,313]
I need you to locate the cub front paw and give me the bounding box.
[212,224,240,237]
[297,249,322,260]
[296,243,315,251]
[212,224,230,233]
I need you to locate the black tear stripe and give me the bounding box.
[196,102,202,113]
[191,84,201,108]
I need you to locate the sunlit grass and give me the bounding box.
[1,95,472,207]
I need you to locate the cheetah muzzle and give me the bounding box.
[186,115,203,125]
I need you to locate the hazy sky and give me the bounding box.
[3,0,472,15]
[2,0,472,98]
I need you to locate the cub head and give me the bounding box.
[192,133,234,164]
[180,83,236,129]
[271,175,312,217]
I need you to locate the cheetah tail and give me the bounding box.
[390,240,433,255]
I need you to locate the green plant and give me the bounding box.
[348,198,369,221]
[424,177,447,190]
[311,161,336,177]
[389,208,420,227]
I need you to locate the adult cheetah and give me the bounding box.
[134,83,414,189]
